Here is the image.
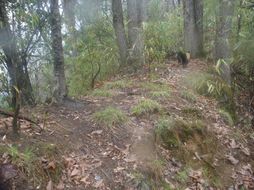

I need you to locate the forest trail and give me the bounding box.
[1,59,254,190]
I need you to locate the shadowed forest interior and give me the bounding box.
[0,0,254,189]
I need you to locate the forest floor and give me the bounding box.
[0,59,254,190]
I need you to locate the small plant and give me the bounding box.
[176,169,189,183]
[93,107,128,127]
[131,99,162,116]
[180,90,197,103]
[219,109,234,126]
[90,89,113,97]
[104,80,132,89]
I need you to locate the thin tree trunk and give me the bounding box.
[183,0,203,57]
[50,0,67,103]
[112,0,128,65]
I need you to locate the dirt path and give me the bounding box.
[1,59,253,189]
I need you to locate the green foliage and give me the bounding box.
[67,17,119,96]
[180,90,197,103]
[90,89,114,97]
[93,107,128,127]
[131,99,162,116]
[186,61,233,101]
[144,5,183,63]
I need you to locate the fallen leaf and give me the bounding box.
[91,130,103,135]
[71,168,80,177]
[93,179,104,188]
[47,161,56,170]
[56,181,64,190]
[226,155,239,165]
[46,180,53,190]
[241,147,250,156]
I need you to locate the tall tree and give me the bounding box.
[63,0,76,35]
[112,0,128,65]
[50,0,67,102]
[183,0,203,57]
[127,0,145,68]
[214,0,236,84]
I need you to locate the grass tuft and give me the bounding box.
[93,107,128,127]
[104,80,132,89]
[219,109,234,126]
[149,90,171,99]
[90,89,113,97]
[180,90,197,103]
[131,99,162,116]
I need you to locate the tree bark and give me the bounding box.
[127,0,145,68]
[112,0,128,65]
[214,0,236,84]
[50,0,67,102]
[183,0,203,57]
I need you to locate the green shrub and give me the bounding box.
[67,17,119,96]
[93,107,128,127]
[131,99,162,116]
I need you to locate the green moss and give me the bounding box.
[93,107,128,127]
[131,99,162,116]
[90,89,113,97]
[180,90,197,103]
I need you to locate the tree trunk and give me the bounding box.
[183,0,203,57]
[112,0,128,65]
[214,0,236,84]
[127,0,145,68]
[50,0,67,103]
